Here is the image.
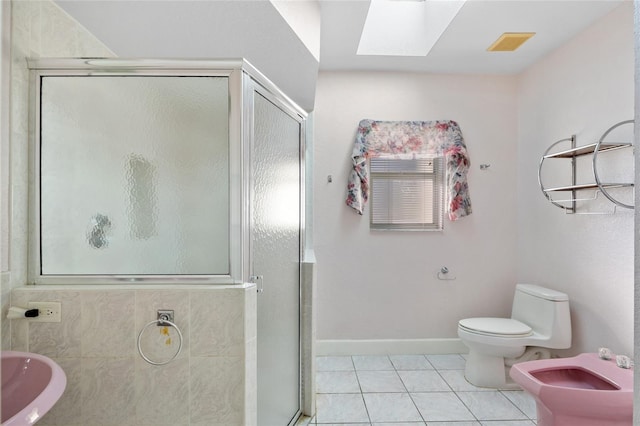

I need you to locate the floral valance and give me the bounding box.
[346,119,472,221]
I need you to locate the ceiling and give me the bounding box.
[55,0,626,111]
[56,0,320,110]
[319,0,624,74]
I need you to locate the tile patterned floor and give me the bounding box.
[312,354,537,426]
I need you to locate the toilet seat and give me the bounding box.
[458,317,532,338]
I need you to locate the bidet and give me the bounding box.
[510,353,633,426]
[1,351,66,425]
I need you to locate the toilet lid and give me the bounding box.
[459,317,532,337]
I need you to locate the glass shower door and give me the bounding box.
[252,91,302,425]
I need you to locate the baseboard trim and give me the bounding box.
[316,338,468,356]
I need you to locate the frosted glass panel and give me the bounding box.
[40,76,229,275]
[253,93,301,424]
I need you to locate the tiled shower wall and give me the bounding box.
[11,285,257,426]
[1,272,10,350]
[2,0,115,350]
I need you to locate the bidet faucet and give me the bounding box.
[616,355,632,369]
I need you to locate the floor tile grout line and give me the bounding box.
[433,363,458,394]
[352,355,373,423]
[449,386,482,424]
[405,391,428,424]
[431,356,483,424]
[447,354,534,423]
[499,389,537,421]
[393,355,428,424]
[454,386,534,423]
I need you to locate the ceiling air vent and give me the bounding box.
[487,32,535,52]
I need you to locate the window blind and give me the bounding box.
[370,157,444,231]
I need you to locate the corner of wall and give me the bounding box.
[632,1,640,422]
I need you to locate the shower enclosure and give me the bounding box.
[29,59,306,425]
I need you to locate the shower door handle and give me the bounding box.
[250,275,264,293]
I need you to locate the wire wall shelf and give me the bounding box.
[538,120,634,214]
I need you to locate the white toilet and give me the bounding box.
[457,284,571,389]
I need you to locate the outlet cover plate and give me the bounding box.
[27,302,62,323]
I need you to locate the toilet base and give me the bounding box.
[464,351,520,389]
[464,347,551,389]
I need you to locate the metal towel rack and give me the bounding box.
[538,120,634,214]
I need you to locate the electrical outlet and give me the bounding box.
[27,302,62,323]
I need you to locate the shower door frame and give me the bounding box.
[27,59,247,285]
[243,67,307,426]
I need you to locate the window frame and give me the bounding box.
[369,156,444,231]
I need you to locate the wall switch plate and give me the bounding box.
[27,302,62,323]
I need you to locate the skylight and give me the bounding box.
[357,0,466,57]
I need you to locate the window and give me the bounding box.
[370,157,444,231]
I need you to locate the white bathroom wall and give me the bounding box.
[314,71,519,348]
[517,2,634,356]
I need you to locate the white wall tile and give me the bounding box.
[80,357,136,425]
[190,356,244,425]
[244,286,257,341]
[11,285,255,425]
[8,316,28,352]
[1,271,11,350]
[80,291,135,357]
[28,291,82,358]
[135,358,190,425]
[38,357,82,426]
[244,337,257,426]
[244,290,258,425]
[190,289,244,357]
[9,288,30,351]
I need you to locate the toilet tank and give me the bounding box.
[511,284,571,349]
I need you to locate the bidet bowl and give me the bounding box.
[531,367,619,390]
[1,351,67,425]
[510,353,633,426]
